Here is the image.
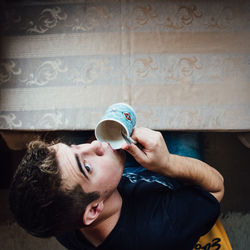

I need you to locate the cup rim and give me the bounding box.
[95,118,130,142]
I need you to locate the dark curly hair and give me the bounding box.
[9,140,100,238]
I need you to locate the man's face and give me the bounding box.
[51,141,126,199]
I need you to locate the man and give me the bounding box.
[9,128,224,250]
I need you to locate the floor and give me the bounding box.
[0,132,250,249]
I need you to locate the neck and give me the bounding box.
[80,189,122,247]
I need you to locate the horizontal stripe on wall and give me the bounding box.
[0,105,249,130]
[1,54,249,88]
[2,1,249,36]
[2,32,250,59]
[1,83,249,111]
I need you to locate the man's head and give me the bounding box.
[9,139,125,237]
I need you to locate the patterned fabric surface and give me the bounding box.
[0,0,250,130]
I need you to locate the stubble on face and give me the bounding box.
[116,149,126,166]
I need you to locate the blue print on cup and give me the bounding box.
[104,103,136,134]
[95,103,136,149]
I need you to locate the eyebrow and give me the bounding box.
[75,154,89,180]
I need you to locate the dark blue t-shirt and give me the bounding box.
[56,175,220,250]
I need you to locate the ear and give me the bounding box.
[82,201,104,226]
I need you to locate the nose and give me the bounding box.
[72,140,104,156]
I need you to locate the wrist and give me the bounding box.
[157,153,176,178]
[165,153,176,177]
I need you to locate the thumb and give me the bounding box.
[122,143,147,164]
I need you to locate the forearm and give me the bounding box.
[163,154,224,202]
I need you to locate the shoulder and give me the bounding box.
[166,185,220,239]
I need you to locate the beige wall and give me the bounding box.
[0,0,250,130]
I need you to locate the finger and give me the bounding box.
[132,128,159,151]
[131,127,145,140]
[121,143,130,151]
[131,127,150,147]
[122,143,147,164]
